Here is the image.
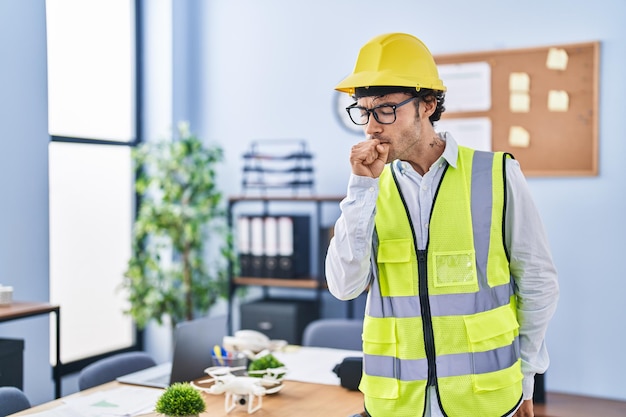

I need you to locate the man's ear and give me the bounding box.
[421,96,437,118]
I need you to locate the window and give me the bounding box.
[46,0,139,366]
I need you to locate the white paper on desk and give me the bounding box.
[273,346,363,386]
[61,386,162,417]
[12,404,84,417]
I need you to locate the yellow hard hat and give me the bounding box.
[335,33,446,96]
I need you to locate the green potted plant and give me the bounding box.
[155,382,206,417]
[247,353,286,380]
[121,121,234,329]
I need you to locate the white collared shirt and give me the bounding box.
[325,132,559,415]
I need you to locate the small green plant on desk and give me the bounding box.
[155,382,206,417]
[247,353,286,380]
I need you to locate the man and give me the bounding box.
[325,33,559,417]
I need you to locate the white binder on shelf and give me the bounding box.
[250,216,265,277]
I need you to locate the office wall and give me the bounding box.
[190,0,626,401]
[0,0,52,405]
[1,0,626,406]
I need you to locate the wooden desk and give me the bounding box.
[9,380,365,417]
[11,380,626,417]
[0,301,62,398]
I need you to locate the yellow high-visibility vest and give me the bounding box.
[360,147,522,417]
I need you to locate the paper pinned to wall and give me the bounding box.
[509,72,530,92]
[436,117,492,151]
[508,126,530,148]
[438,61,491,112]
[546,48,569,70]
[510,92,530,112]
[548,90,569,111]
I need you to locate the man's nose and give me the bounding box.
[364,114,383,136]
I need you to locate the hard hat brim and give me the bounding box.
[335,70,446,96]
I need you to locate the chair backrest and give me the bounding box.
[78,351,157,391]
[0,386,31,417]
[302,318,363,350]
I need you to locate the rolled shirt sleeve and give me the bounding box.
[325,174,378,300]
[505,159,560,400]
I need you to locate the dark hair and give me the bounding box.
[413,88,446,124]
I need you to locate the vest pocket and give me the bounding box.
[362,316,396,355]
[464,303,519,352]
[377,238,416,296]
[359,374,399,399]
[464,305,521,392]
[431,250,478,291]
[472,360,523,393]
[361,316,400,399]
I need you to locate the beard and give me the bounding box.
[370,124,423,163]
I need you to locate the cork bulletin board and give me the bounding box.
[434,41,599,176]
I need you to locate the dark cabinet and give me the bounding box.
[0,338,24,389]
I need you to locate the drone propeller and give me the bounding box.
[205,365,247,377]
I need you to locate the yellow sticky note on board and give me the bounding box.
[509,72,530,92]
[546,48,568,70]
[510,92,530,112]
[509,126,530,148]
[548,90,569,111]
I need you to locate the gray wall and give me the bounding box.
[1,0,625,406]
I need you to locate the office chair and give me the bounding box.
[78,351,157,391]
[0,386,31,417]
[302,319,365,417]
[302,318,363,350]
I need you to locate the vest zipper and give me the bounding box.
[417,249,437,386]
[389,165,440,388]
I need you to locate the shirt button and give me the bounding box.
[421,184,428,191]
[424,223,429,229]
[369,187,375,192]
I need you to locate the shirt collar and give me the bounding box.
[439,131,458,169]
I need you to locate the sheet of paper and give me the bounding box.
[435,117,492,152]
[510,92,530,112]
[548,90,569,111]
[509,72,530,92]
[273,346,362,386]
[10,404,84,417]
[438,61,491,112]
[61,385,162,417]
[508,126,530,148]
[546,48,569,70]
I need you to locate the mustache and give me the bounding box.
[367,134,389,142]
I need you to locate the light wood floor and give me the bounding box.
[535,392,626,417]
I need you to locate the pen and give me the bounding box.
[213,344,226,366]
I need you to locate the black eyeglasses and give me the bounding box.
[345,96,418,125]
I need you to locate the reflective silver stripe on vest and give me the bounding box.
[367,150,513,319]
[364,337,519,381]
[367,282,512,318]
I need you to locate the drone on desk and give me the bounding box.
[193,365,287,414]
